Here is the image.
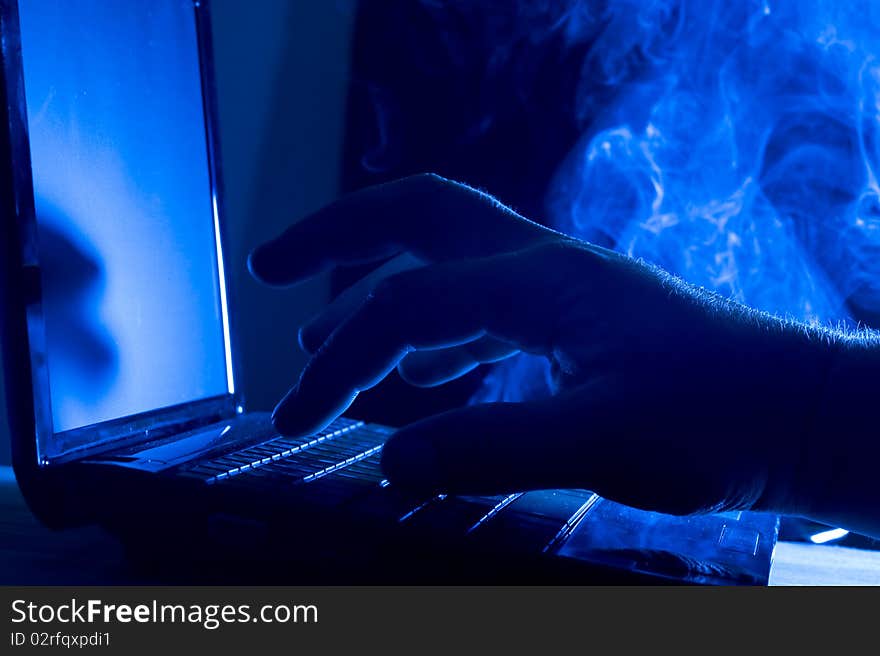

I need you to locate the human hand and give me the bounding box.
[249,174,834,517]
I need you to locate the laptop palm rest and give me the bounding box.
[84,413,274,473]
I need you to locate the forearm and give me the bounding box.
[799,333,880,538]
[677,278,880,532]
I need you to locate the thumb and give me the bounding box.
[380,392,615,496]
[380,387,740,515]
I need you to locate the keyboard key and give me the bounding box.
[189,419,368,483]
[403,495,509,537]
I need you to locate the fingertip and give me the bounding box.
[248,241,310,288]
[247,244,272,284]
[395,361,437,388]
[269,385,314,437]
[297,323,321,355]
[271,407,325,439]
[272,380,361,439]
[270,393,297,435]
[396,349,479,389]
[246,247,260,276]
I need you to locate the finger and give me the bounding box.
[299,253,424,353]
[271,248,568,437]
[397,336,519,387]
[380,388,736,515]
[248,173,560,287]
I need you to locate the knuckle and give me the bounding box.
[401,172,450,196]
[412,171,448,187]
[533,239,602,272]
[516,240,607,304]
[528,239,576,266]
[298,323,321,353]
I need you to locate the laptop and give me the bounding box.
[0,0,779,585]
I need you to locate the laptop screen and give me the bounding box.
[18,0,233,455]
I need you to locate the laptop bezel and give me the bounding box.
[0,0,244,489]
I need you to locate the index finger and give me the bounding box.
[247,173,560,287]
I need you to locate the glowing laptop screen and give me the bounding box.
[18,0,232,449]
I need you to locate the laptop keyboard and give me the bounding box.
[170,417,778,582]
[173,417,597,554]
[182,418,376,485]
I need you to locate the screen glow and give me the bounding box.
[19,0,230,450]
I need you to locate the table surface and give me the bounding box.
[2,466,877,586]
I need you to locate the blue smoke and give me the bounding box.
[473,0,880,402]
